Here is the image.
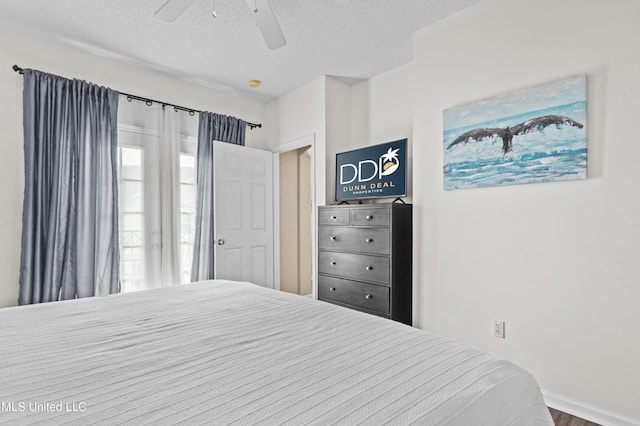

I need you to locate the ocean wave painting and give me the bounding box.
[443,74,587,190]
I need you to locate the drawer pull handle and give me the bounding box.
[365,294,372,299]
[330,261,336,265]
[365,238,373,243]
[366,215,373,220]
[330,236,337,241]
[331,215,337,220]
[329,287,336,291]
[365,266,373,271]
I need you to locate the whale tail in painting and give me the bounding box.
[447,115,584,155]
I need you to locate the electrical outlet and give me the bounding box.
[492,320,505,339]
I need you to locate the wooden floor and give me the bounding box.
[549,408,601,426]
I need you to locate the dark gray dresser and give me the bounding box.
[317,203,412,325]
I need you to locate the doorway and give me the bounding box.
[272,134,316,298]
[279,146,312,295]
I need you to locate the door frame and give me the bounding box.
[272,134,317,298]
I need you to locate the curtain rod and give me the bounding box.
[12,65,262,130]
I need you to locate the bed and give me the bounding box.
[0,280,553,425]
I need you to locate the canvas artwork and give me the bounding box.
[443,74,587,190]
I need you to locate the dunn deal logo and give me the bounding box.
[337,139,406,200]
[340,147,401,185]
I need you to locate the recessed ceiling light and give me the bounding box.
[249,80,261,88]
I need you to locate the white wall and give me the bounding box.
[266,76,327,206]
[0,31,23,310]
[325,77,351,203]
[0,26,268,308]
[351,63,414,150]
[351,62,415,203]
[412,0,640,420]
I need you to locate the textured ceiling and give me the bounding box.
[0,0,481,102]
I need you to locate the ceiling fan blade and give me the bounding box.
[154,0,195,22]
[245,0,286,50]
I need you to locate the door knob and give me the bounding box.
[217,238,225,246]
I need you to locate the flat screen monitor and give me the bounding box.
[335,138,407,202]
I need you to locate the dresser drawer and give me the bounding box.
[318,252,390,285]
[318,226,390,255]
[318,275,390,315]
[318,208,350,226]
[350,208,390,226]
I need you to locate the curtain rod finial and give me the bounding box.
[12,65,24,74]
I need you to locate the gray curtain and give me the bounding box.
[19,69,120,304]
[191,112,246,282]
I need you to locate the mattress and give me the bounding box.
[0,280,553,425]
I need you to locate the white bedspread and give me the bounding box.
[0,280,552,425]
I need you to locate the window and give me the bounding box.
[117,101,198,292]
[179,153,196,284]
[118,146,145,292]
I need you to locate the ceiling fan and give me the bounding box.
[154,0,286,50]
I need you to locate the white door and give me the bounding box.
[214,141,274,288]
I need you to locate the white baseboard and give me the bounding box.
[543,391,639,426]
